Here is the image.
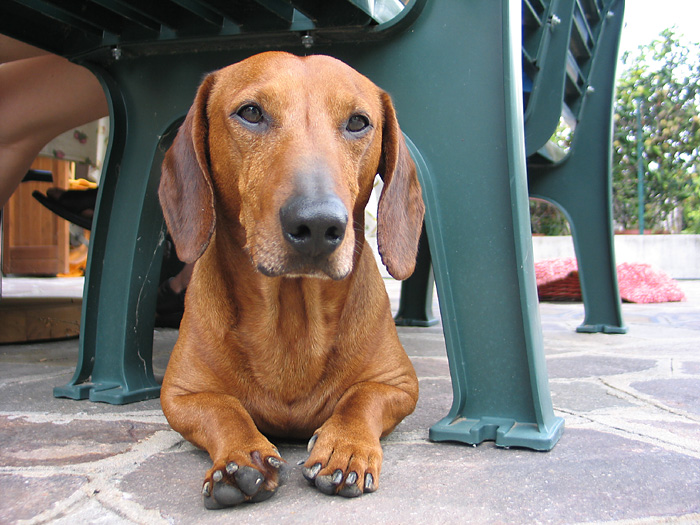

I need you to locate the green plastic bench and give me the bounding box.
[396,0,628,335]
[2,0,567,450]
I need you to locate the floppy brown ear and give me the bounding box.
[159,74,216,264]
[377,92,425,281]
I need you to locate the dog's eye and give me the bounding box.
[346,114,370,133]
[236,104,264,124]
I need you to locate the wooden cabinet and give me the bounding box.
[2,157,71,276]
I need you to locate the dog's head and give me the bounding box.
[160,52,424,281]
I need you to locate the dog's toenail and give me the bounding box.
[303,462,322,481]
[364,473,375,492]
[306,434,318,453]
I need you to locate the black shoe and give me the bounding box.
[32,188,96,230]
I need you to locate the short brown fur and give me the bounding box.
[159,52,424,507]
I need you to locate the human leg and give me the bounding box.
[0,51,108,206]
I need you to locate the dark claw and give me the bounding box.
[234,466,265,496]
[202,457,282,509]
[364,473,376,493]
[212,482,246,506]
[306,434,318,453]
[302,463,322,482]
[331,470,343,485]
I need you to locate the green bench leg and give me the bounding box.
[394,227,438,327]
[528,0,627,334]
[347,0,563,449]
[53,67,166,404]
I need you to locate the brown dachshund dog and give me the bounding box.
[159,51,424,509]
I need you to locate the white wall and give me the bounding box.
[532,235,700,279]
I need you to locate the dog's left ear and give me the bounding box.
[377,92,425,280]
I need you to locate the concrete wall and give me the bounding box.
[532,234,700,279]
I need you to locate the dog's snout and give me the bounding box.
[280,196,348,257]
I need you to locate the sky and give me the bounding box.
[619,0,700,54]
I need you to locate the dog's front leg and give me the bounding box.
[161,391,286,509]
[302,381,417,497]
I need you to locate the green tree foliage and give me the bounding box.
[529,118,572,236]
[529,199,570,236]
[613,29,700,232]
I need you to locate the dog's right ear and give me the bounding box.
[159,73,216,263]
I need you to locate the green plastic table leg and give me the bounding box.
[394,227,438,327]
[343,0,564,449]
[53,66,166,404]
[529,0,627,334]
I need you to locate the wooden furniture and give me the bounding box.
[2,157,71,276]
[1,157,80,343]
[0,297,81,344]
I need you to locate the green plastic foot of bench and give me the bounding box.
[429,415,565,451]
[394,316,439,327]
[54,383,161,404]
[53,384,94,401]
[576,323,628,334]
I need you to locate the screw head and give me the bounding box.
[301,34,314,49]
[549,14,561,27]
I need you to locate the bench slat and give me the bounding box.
[579,0,603,21]
[15,0,105,36]
[0,1,102,55]
[36,0,132,35]
[91,0,163,32]
[284,0,372,26]
[207,0,296,28]
[570,2,593,60]
[171,0,224,27]
[107,0,219,32]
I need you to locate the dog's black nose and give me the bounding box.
[280,195,348,257]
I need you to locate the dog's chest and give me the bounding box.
[230,323,347,435]
[238,314,341,390]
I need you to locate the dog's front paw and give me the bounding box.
[202,450,287,509]
[301,428,382,498]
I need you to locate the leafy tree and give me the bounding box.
[529,119,572,236]
[613,29,700,233]
[529,198,570,235]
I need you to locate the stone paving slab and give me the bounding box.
[1,280,699,524]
